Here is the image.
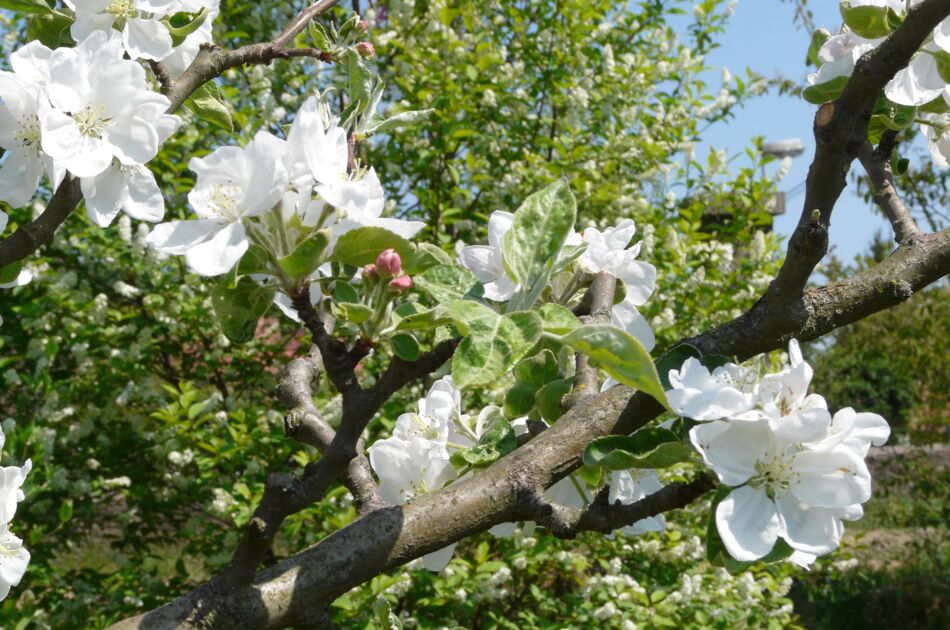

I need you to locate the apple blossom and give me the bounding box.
[162,1,221,77]
[40,31,178,179]
[578,219,656,306]
[884,42,946,106]
[919,112,950,168]
[0,460,31,526]
[376,248,402,276]
[665,357,756,421]
[0,525,30,602]
[456,210,518,301]
[145,129,289,276]
[692,418,872,561]
[367,435,458,570]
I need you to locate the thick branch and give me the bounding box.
[0,178,82,269]
[568,272,615,408]
[858,139,922,245]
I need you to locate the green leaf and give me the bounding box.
[58,499,73,524]
[502,179,577,288]
[0,261,23,285]
[655,344,701,390]
[415,264,484,303]
[185,81,233,131]
[448,301,543,388]
[807,28,830,67]
[537,303,581,335]
[802,75,848,105]
[308,20,331,50]
[450,406,517,468]
[25,9,72,48]
[336,302,373,324]
[560,324,667,408]
[211,278,276,343]
[583,429,696,470]
[278,228,331,279]
[237,244,272,276]
[347,49,372,108]
[391,333,420,361]
[404,242,452,274]
[330,227,414,267]
[364,109,435,137]
[840,2,897,39]
[164,8,208,47]
[1,0,53,14]
[535,378,571,422]
[504,349,560,418]
[374,596,403,630]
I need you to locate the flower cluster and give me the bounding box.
[66,0,220,73]
[809,1,950,165]
[0,31,179,227]
[457,216,657,350]
[666,340,890,564]
[146,94,423,278]
[0,425,31,601]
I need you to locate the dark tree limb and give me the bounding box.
[0,178,81,269]
[858,138,922,245]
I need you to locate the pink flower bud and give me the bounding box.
[357,20,370,32]
[375,248,401,277]
[362,263,378,280]
[356,41,376,59]
[389,275,412,292]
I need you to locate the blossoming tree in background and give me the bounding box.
[0,0,949,627]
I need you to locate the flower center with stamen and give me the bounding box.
[74,103,113,138]
[13,114,41,153]
[206,184,244,222]
[749,452,796,498]
[106,0,136,18]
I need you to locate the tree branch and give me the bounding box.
[766,0,950,300]
[0,178,82,269]
[858,138,922,245]
[568,271,615,407]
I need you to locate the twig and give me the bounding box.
[571,271,616,397]
[858,137,922,245]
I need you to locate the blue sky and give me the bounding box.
[694,1,894,263]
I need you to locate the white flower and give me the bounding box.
[66,0,181,61]
[0,459,30,526]
[609,469,666,535]
[368,435,458,571]
[807,31,880,89]
[691,419,871,561]
[666,357,756,421]
[884,42,946,107]
[457,210,518,301]
[40,31,178,179]
[810,407,890,458]
[579,219,657,306]
[919,112,950,168]
[145,129,289,276]
[162,2,221,77]
[741,340,831,444]
[0,525,30,601]
[81,162,170,226]
[0,43,64,208]
[285,95,425,242]
[393,376,467,445]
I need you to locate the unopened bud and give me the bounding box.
[357,20,370,33]
[389,275,412,292]
[375,248,401,276]
[356,41,376,59]
[363,263,378,280]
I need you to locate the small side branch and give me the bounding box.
[858,138,922,245]
[525,474,715,538]
[572,272,616,397]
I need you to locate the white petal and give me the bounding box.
[690,420,771,486]
[885,50,946,106]
[242,130,289,214]
[81,165,126,227]
[489,522,518,538]
[776,494,842,555]
[422,543,457,572]
[715,485,780,561]
[790,446,871,508]
[0,149,44,208]
[122,166,165,221]
[145,218,221,254]
[612,298,655,352]
[123,18,174,61]
[363,216,427,240]
[457,245,502,283]
[185,221,249,276]
[486,211,514,250]
[39,109,83,162]
[105,114,160,166]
